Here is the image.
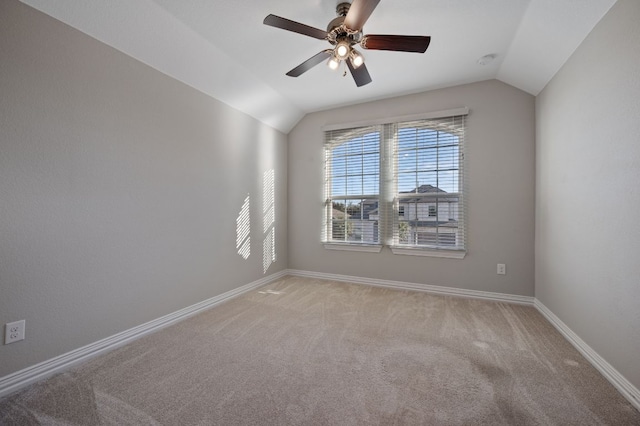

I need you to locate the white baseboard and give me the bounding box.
[534,299,640,412]
[0,270,287,399]
[3,269,638,414]
[286,269,535,305]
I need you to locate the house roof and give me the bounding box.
[332,209,348,220]
[402,184,446,194]
[398,184,460,203]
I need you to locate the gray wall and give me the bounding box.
[0,0,288,377]
[536,0,640,390]
[288,80,536,296]
[9,0,637,397]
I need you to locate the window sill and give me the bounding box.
[390,246,466,259]
[323,243,383,253]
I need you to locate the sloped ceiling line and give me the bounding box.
[20,0,617,133]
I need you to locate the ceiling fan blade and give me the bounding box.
[344,0,380,31]
[346,61,372,87]
[286,50,332,77]
[263,14,328,40]
[361,35,431,53]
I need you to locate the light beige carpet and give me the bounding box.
[1,276,639,425]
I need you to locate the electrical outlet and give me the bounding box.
[497,264,506,275]
[5,320,25,344]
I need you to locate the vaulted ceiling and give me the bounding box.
[21,0,617,133]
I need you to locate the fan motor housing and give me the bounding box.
[327,3,362,45]
[326,16,345,34]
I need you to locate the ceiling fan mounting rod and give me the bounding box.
[336,2,351,17]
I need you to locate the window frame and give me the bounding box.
[322,108,468,258]
[391,116,466,256]
[322,125,382,250]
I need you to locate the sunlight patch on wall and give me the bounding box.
[236,194,251,260]
[263,228,275,273]
[263,169,276,273]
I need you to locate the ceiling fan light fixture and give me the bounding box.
[350,49,364,68]
[328,56,340,70]
[335,41,350,60]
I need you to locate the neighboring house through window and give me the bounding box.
[393,116,465,252]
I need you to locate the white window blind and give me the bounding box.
[323,109,467,255]
[323,125,381,244]
[392,115,466,252]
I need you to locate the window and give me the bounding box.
[323,109,467,257]
[323,126,380,245]
[393,116,466,253]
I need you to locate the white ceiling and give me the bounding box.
[21,0,616,133]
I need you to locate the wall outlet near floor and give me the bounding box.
[5,320,25,344]
[497,264,506,275]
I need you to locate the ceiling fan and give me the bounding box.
[263,0,431,87]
